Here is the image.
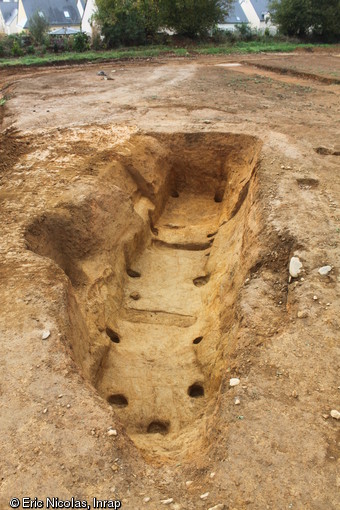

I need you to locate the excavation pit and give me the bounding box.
[25,132,262,458]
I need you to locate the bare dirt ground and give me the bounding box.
[1,50,340,510]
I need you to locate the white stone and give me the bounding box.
[108,429,117,436]
[234,397,241,405]
[229,378,240,387]
[208,505,225,510]
[289,257,303,278]
[210,472,216,478]
[330,410,340,420]
[161,499,173,505]
[318,266,332,276]
[143,497,151,503]
[185,481,193,487]
[200,492,209,500]
[42,330,50,340]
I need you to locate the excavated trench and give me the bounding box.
[25,133,262,459]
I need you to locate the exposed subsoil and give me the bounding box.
[0,51,339,510]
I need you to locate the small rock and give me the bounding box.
[200,492,209,500]
[291,390,298,398]
[230,378,240,387]
[97,70,106,76]
[289,257,303,278]
[130,292,141,301]
[42,330,50,340]
[108,429,117,436]
[185,481,193,487]
[208,505,225,510]
[322,414,329,419]
[210,472,216,479]
[318,265,332,276]
[111,464,119,472]
[143,497,151,503]
[160,499,173,505]
[58,394,63,399]
[297,310,309,318]
[234,397,241,405]
[66,404,71,409]
[313,295,318,301]
[203,120,212,124]
[330,410,340,420]
[43,408,48,414]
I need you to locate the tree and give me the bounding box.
[160,0,232,38]
[310,0,340,42]
[95,0,233,45]
[28,11,49,45]
[95,0,161,47]
[269,0,340,42]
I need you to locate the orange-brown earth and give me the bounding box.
[0,50,339,510]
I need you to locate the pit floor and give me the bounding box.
[1,50,340,509]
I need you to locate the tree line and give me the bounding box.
[94,0,340,47]
[94,0,233,46]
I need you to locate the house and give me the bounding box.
[219,1,250,32]
[219,0,275,33]
[81,0,95,35]
[0,1,18,35]
[16,0,82,32]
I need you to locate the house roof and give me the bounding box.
[251,0,270,20]
[0,1,18,24]
[49,27,81,35]
[21,0,81,28]
[222,2,248,24]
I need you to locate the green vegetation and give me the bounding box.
[270,0,340,42]
[0,41,329,68]
[94,0,233,46]
[95,0,162,46]
[0,97,6,106]
[28,11,50,45]
[159,0,232,39]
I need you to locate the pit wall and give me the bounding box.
[25,133,263,458]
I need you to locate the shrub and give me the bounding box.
[91,26,104,50]
[235,23,254,41]
[11,41,23,57]
[72,32,90,52]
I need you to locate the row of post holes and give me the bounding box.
[105,327,205,434]
[109,192,216,434]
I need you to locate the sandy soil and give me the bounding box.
[0,51,340,510]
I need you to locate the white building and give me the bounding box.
[220,0,275,33]
[81,0,96,35]
[0,1,19,35]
